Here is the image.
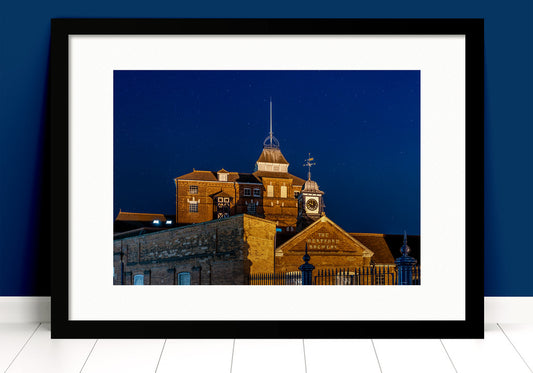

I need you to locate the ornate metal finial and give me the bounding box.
[303,153,316,181]
[400,230,411,256]
[302,243,311,263]
[263,98,280,149]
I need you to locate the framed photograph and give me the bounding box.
[50,19,484,338]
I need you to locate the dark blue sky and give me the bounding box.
[114,70,420,234]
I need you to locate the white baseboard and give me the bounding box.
[0,297,531,323]
[0,297,50,323]
[484,297,533,323]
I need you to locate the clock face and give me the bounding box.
[306,198,318,211]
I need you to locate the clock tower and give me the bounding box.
[297,154,325,231]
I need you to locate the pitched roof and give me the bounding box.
[256,148,289,165]
[176,170,217,181]
[348,233,396,265]
[175,170,261,184]
[211,190,232,199]
[230,173,261,183]
[115,211,167,222]
[253,171,306,186]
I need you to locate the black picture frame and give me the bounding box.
[50,18,484,339]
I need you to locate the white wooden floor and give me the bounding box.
[1,323,532,373]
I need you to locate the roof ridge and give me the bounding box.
[349,233,385,237]
[117,211,165,216]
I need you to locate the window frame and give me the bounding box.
[178,272,191,285]
[280,185,287,198]
[133,274,144,285]
[189,201,198,213]
[267,185,274,197]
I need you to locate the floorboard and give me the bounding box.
[80,338,165,373]
[442,323,531,373]
[6,323,96,373]
[373,338,455,373]
[156,339,234,373]
[232,339,305,373]
[0,323,39,372]
[304,339,381,373]
[498,324,533,372]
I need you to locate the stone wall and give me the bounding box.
[114,214,276,285]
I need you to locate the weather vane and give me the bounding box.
[303,153,316,181]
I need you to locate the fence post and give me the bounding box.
[299,243,315,285]
[395,231,417,285]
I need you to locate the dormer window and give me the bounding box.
[217,169,229,182]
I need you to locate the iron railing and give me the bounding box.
[248,265,420,285]
[248,271,302,285]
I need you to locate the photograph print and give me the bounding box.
[113,70,420,286]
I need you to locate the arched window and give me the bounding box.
[178,272,191,285]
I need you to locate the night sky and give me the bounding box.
[114,70,420,235]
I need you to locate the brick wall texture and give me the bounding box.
[114,214,276,285]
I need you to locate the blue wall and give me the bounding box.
[1,0,531,296]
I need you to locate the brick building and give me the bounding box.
[114,214,277,285]
[174,104,305,230]
[113,212,408,285]
[114,102,418,285]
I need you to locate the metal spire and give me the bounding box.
[269,97,273,145]
[263,97,280,149]
[303,153,316,180]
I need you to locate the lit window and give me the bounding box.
[189,202,198,213]
[280,186,287,198]
[223,197,229,203]
[273,165,280,171]
[219,173,227,181]
[133,275,144,285]
[253,189,261,197]
[178,272,191,285]
[267,185,274,197]
[247,203,256,214]
[153,219,160,225]
[165,220,172,225]
[244,188,251,196]
[189,185,198,194]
